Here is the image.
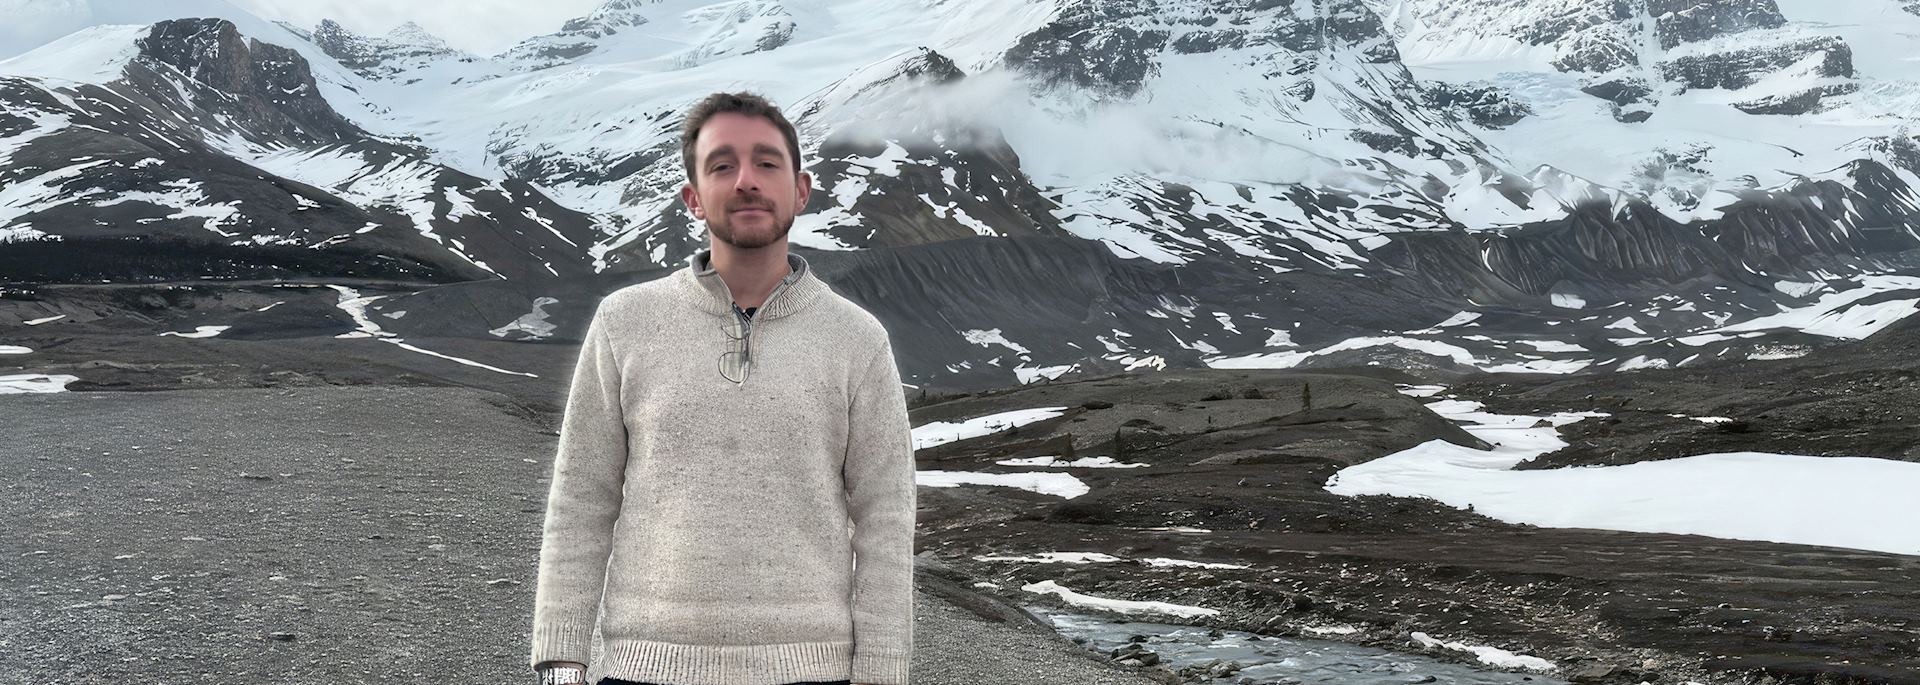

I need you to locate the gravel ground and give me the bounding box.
[0,385,1160,685]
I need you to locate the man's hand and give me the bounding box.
[535,661,587,684]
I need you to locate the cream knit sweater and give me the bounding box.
[530,248,916,685]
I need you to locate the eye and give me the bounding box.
[711,163,733,172]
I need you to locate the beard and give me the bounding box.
[708,201,793,250]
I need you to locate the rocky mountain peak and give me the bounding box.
[557,0,656,39]
[306,17,464,79]
[132,18,357,143]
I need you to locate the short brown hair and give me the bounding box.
[679,92,803,185]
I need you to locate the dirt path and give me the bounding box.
[0,385,1161,685]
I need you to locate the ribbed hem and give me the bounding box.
[528,618,594,672]
[599,638,854,685]
[852,650,912,685]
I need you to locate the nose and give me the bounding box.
[732,167,760,194]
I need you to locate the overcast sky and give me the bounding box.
[0,0,610,58]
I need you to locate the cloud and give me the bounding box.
[0,0,94,58]
[824,65,1338,188]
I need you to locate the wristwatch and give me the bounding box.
[539,664,585,685]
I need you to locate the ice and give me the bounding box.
[158,325,230,338]
[1329,399,1920,555]
[386,339,537,378]
[1512,339,1588,353]
[1410,631,1556,671]
[1013,363,1077,385]
[1211,334,1597,375]
[1616,355,1670,371]
[0,159,110,226]
[911,406,1068,451]
[324,284,537,377]
[960,328,1029,356]
[1605,317,1646,335]
[1021,580,1219,618]
[488,296,560,340]
[914,469,1089,499]
[973,551,1246,569]
[0,373,78,394]
[91,179,242,237]
[0,345,31,354]
[974,552,1123,564]
[1702,274,1920,340]
[1395,383,1448,397]
[1140,557,1249,569]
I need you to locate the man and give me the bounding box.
[528,92,916,685]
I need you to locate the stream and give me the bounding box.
[1022,605,1570,685]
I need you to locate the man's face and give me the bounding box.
[679,111,811,250]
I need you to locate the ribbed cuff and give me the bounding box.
[852,650,911,685]
[529,618,594,672]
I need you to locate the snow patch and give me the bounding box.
[915,469,1089,498]
[1021,580,1219,618]
[912,407,1067,451]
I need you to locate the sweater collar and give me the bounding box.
[678,247,827,320]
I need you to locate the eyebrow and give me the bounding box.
[704,143,787,167]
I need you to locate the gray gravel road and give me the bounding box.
[0,385,1160,685]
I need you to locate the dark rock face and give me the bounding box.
[1550,22,1638,73]
[804,130,1068,251]
[1419,82,1532,128]
[1005,20,1170,98]
[1005,0,1398,97]
[135,18,357,144]
[895,48,964,84]
[1581,77,1651,106]
[1170,28,1247,54]
[1508,0,1628,45]
[1731,83,1857,115]
[1647,0,1787,49]
[557,0,652,38]
[1614,106,1653,123]
[1321,0,1402,63]
[0,21,607,282]
[1660,35,1853,90]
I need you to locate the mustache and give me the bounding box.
[726,198,773,212]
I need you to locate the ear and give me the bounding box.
[680,182,704,221]
[794,171,812,210]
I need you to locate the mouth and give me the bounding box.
[730,207,771,215]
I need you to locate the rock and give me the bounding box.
[1581,78,1651,106]
[1082,399,1114,410]
[268,631,297,641]
[1420,81,1532,128]
[1660,36,1853,90]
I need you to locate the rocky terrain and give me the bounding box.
[6,287,1916,683]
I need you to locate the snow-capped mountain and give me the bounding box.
[3,0,1918,389]
[292,19,472,81]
